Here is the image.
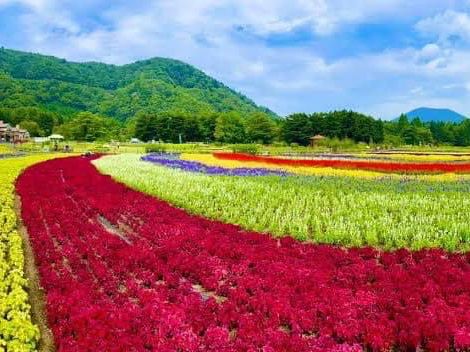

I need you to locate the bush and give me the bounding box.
[146,144,167,153]
[231,144,259,155]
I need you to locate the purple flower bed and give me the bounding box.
[141,153,290,176]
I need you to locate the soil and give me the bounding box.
[15,196,56,352]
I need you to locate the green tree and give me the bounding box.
[245,112,276,144]
[397,114,410,134]
[19,120,44,137]
[214,112,246,143]
[198,113,218,142]
[282,113,312,145]
[134,112,157,142]
[58,111,120,141]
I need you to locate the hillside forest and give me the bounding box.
[1,48,470,146]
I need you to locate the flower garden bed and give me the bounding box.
[213,152,470,174]
[16,156,470,351]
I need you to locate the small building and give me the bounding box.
[309,134,326,147]
[0,120,30,143]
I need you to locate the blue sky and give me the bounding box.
[1,1,470,119]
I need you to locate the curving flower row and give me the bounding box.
[181,153,470,181]
[0,155,65,351]
[142,153,290,176]
[213,152,470,174]
[17,156,470,351]
[96,154,470,251]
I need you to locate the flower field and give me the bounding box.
[214,152,470,174]
[142,153,290,176]
[95,154,470,251]
[15,155,470,351]
[181,153,470,181]
[0,154,65,351]
[0,144,13,155]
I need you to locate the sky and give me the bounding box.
[1,1,470,119]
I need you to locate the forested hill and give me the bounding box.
[0,48,275,121]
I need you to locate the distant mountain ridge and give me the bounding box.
[404,107,467,123]
[0,48,275,121]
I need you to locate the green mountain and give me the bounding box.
[0,48,275,121]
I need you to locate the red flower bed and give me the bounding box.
[17,156,470,351]
[213,152,470,174]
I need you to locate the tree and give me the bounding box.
[57,111,120,141]
[397,114,410,133]
[245,112,276,144]
[134,112,157,142]
[198,113,218,142]
[455,120,470,146]
[214,112,246,143]
[19,120,43,137]
[416,127,433,145]
[282,113,312,145]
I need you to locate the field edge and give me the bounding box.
[14,195,56,352]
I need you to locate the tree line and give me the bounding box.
[384,114,470,146]
[2,105,470,146]
[282,111,384,145]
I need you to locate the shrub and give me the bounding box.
[145,144,167,153]
[231,144,259,155]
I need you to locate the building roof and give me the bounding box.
[310,134,326,140]
[49,134,64,140]
[0,120,11,130]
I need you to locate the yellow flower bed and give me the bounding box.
[0,145,13,155]
[369,153,470,162]
[0,154,65,351]
[181,153,470,182]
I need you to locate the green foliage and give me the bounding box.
[282,113,312,145]
[0,48,275,121]
[282,111,383,146]
[384,115,470,146]
[0,106,59,135]
[96,154,470,251]
[231,144,260,155]
[214,112,246,143]
[56,111,122,141]
[316,137,357,152]
[245,112,277,144]
[134,111,203,143]
[18,120,42,137]
[145,144,167,153]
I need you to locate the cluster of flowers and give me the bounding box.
[181,153,470,181]
[17,156,470,351]
[0,156,60,351]
[142,153,290,176]
[214,152,470,174]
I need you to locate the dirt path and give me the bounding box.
[15,196,56,352]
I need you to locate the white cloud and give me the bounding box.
[416,10,470,43]
[2,0,470,117]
